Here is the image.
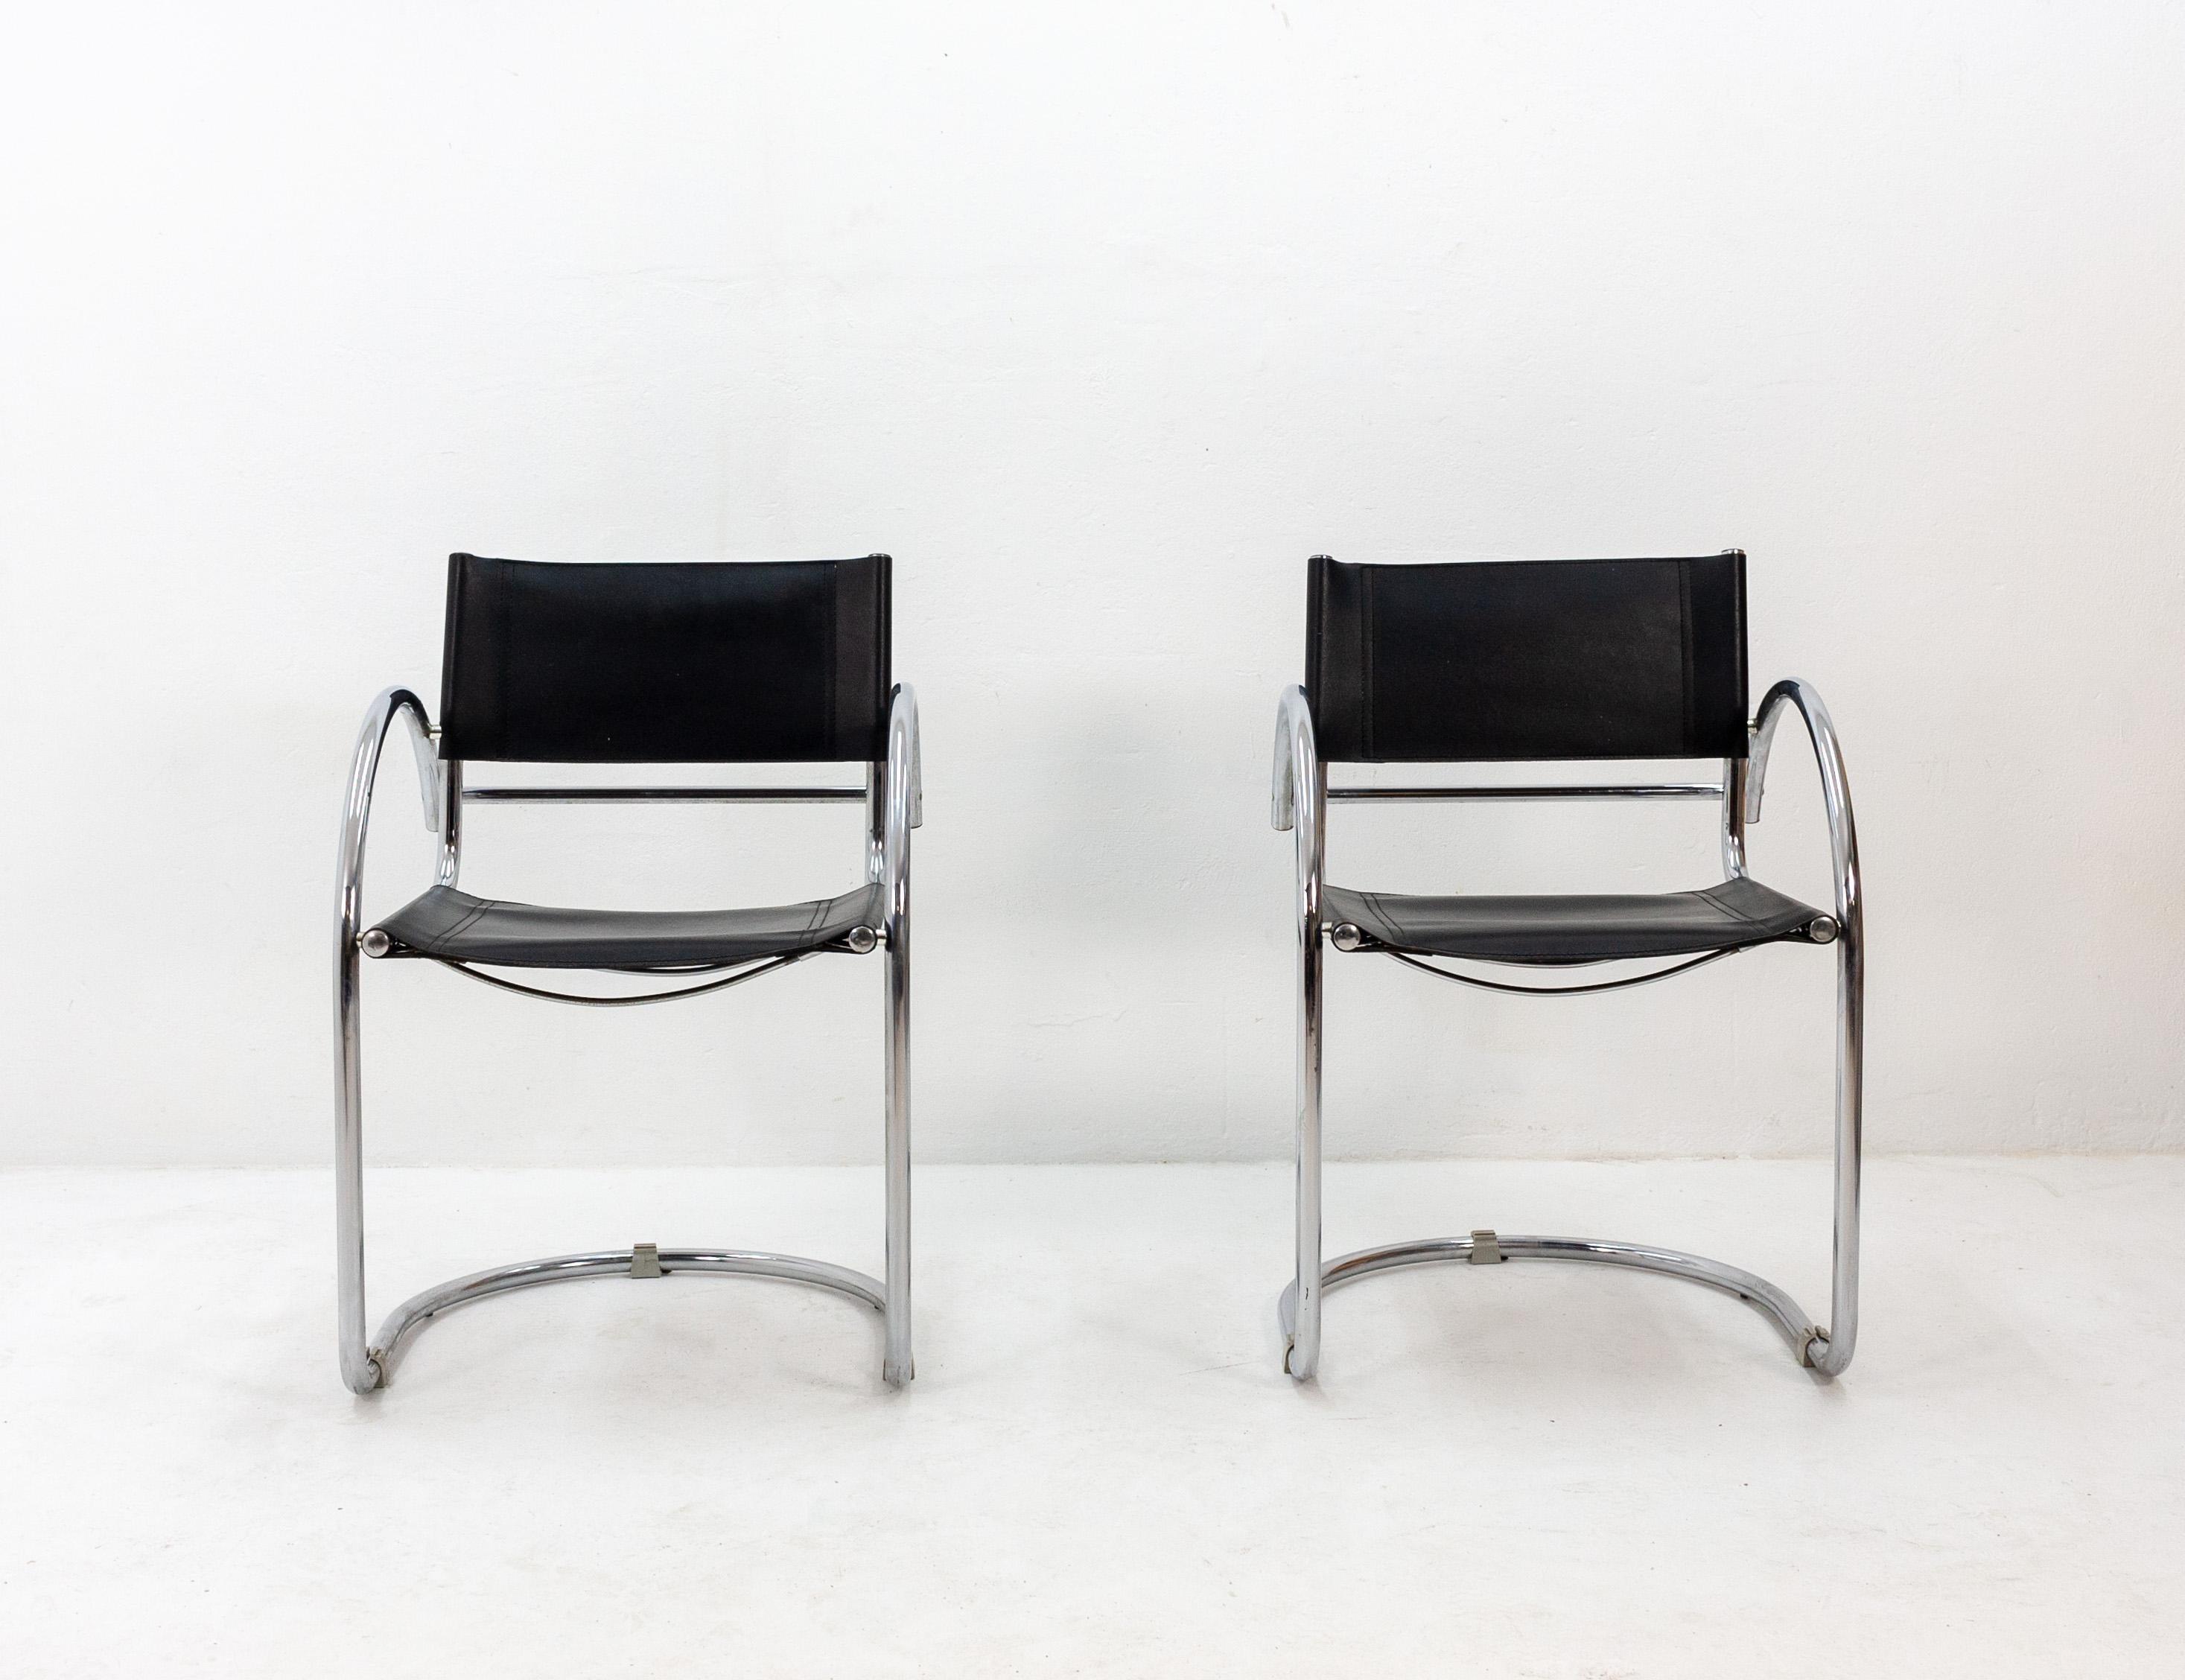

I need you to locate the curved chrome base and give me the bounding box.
[1278,1233,1831,1378]
[355,1247,891,1391]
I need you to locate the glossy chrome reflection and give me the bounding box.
[462,785,866,804]
[334,684,922,1396]
[369,1247,888,1380]
[1748,678,1863,1376]
[1271,685,1326,1379]
[334,687,437,1394]
[1721,755,1749,879]
[1276,1234,1819,1359]
[1273,678,1866,1381]
[880,683,920,1387]
[435,753,463,886]
[1326,783,1722,802]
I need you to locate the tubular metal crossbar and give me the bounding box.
[462,786,868,804]
[1326,783,1723,801]
[1271,678,1863,1382]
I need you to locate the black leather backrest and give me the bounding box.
[1306,553,1748,763]
[439,553,891,763]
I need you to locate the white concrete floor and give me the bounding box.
[1,1158,2179,1676]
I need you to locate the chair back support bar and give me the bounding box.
[439,553,891,764]
[462,786,868,804]
[1305,552,1749,763]
[1326,782,1723,802]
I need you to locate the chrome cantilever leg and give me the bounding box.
[1279,937,1863,1378]
[877,683,918,1387]
[1274,679,1863,1381]
[1272,687,1326,1381]
[368,1247,890,1383]
[882,910,912,1385]
[1278,1235,1821,1351]
[877,777,914,1387]
[1807,885,1863,1375]
[335,686,917,1396]
[1289,874,1325,1380]
[335,687,436,1394]
[339,940,900,1390]
[335,921,378,1392]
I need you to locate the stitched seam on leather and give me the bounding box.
[492,561,512,760]
[1678,559,1696,755]
[824,561,839,762]
[432,897,494,955]
[1358,888,1396,946]
[1360,565,1376,762]
[1692,882,1767,939]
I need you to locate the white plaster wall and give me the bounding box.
[1,1,2180,1165]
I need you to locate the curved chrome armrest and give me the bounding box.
[1746,678,1861,925]
[335,688,442,949]
[1271,685,1316,833]
[1271,684,1324,903]
[881,684,920,900]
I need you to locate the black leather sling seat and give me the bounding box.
[371,883,885,971]
[1320,875,1825,965]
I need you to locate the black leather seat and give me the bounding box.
[372,883,885,971]
[1320,876,1825,965]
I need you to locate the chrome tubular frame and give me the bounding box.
[1749,677,1863,1375]
[333,683,922,1395]
[1269,678,1864,1381]
[1720,754,1749,879]
[1325,782,1722,802]
[1271,687,1326,1379]
[372,1247,887,1383]
[1279,1235,1816,1356]
[334,687,438,1395]
[462,785,867,804]
[879,683,920,1386]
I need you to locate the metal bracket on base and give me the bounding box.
[630,1243,663,1279]
[1469,1229,1503,1264]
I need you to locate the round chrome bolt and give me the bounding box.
[359,929,392,958]
[1807,915,1839,945]
[844,926,879,954]
[1330,923,1364,952]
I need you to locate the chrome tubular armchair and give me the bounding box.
[334,553,918,1393]
[1273,552,1862,1381]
